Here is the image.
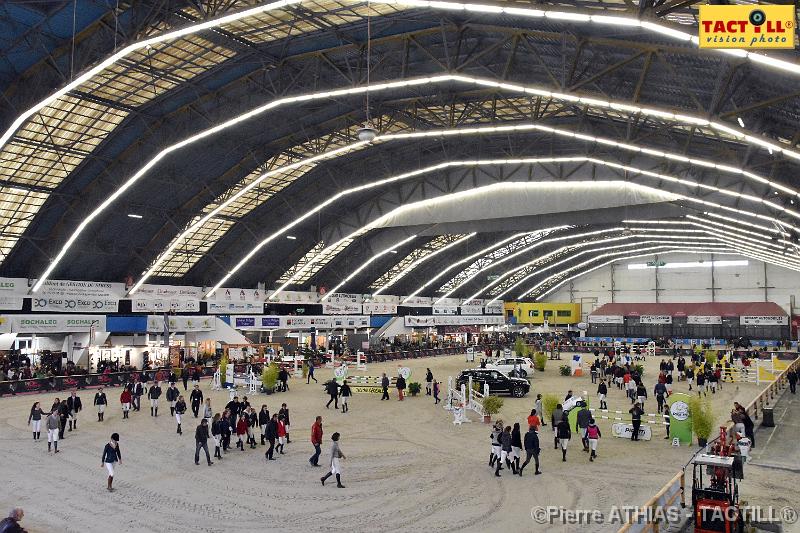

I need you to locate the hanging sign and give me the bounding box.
[740,316,788,325]
[588,315,624,324]
[10,315,106,333]
[687,315,722,325]
[668,393,693,445]
[639,315,673,324]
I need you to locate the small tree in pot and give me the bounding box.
[261,362,279,394]
[408,382,422,397]
[534,352,547,372]
[482,396,504,424]
[689,396,715,447]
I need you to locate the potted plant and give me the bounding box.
[559,364,571,376]
[261,362,279,394]
[542,393,560,424]
[482,395,504,423]
[408,382,422,397]
[514,337,528,358]
[219,356,228,387]
[689,396,714,447]
[633,363,646,378]
[534,352,547,372]
[704,350,718,367]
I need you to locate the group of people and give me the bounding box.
[27,391,83,453]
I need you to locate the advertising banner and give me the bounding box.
[405,316,437,327]
[323,293,363,305]
[322,303,363,315]
[687,315,722,325]
[432,306,458,315]
[668,393,693,445]
[265,290,319,304]
[9,314,106,333]
[698,5,795,49]
[330,315,370,328]
[405,315,504,327]
[401,296,433,307]
[484,301,504,314]
[587,315,624,324]
[0,316,11,333]
[611,423,652,441]
[29,279,125,313]
[362,303,397,315]
[207,301,262,314]
[211,287,264,302]
[363,294,400,304]
[132,298,199,313]
[0,295,24,310]
[282,316,332,329]
[639,315,673,324]
[133,284,203,300]
[460,305,483,315]
[740,315,788,326]
[146,315,215,333]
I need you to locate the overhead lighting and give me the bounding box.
[737,117,745,128]
[286,235,297,240]
[127,214,143,219]
[389,250,398,254]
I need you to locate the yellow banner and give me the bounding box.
[699,5,796,49]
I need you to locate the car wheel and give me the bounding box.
[519,369,528,378]
[512,386,525,398]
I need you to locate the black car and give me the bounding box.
[456,369,530,398]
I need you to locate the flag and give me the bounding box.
[89,324,95,346]
[163,312,170,348]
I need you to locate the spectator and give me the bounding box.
[0,508,26,533]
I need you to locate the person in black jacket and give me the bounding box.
[225,396,240,428]
[325,380,340,410]
[93,388,108,422]
[101,432,121,492]
[556,414,571,462]
[510,423,522,473]
[597,381,608,410]
[148,381,162,416]
[220,411,232,452]
[629,403,643,441]
[264,413,278,461]
[495,426,514,476]
[0,508,26,533]
[211,414,224,459]
[396,375,406,401]
[175,396,187,435]
[246,407,258,449]
[57,400,70,439]
[258,405,270,445]
[380,373,390,401]
[182,367,190,391]
[519,426,541,476]
[165,384,180,416]
[194,419,213,466]
[66,391,82,431]
[425,368,433,396]
[189,385,204,418]
[278,367,289,392]
[339,382,352,413]
[132,380,144,412]
[278,403,291,443]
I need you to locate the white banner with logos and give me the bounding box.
[432,305,458,315]
[0,295,24,310]
[329,315,370,328]
[740,315,788,326]
[460,305,483,315]
[484,301,504,314]
[210,287,265,303]
[322,293,363,305]
[132,298,200,313]
[133,284,203,300]
[588,315,624,324]
[461,299,484,306]
[405,315,504,327]
[32,295,119,313]
[0,316,12,333]
[265,290,319,304]
[611,423,652,441]
[362,303,397,315]
[146,315,215,332]
[639,315,673,324]
[401,296,433,307]
[206,301,262,314]
[322,303,363,315]
[0,277,29,295]
[687,315,722,325]
[9,314,106,333]
[363,294,400,304]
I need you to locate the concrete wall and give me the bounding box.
[543,253,799,320]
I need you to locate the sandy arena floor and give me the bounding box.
[0,354,774,533]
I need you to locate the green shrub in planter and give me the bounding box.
[542,393,560,421]
[219,356,228,384]
[559,364,571,376]
[514,337,529,358]
[703,350,718,367]
[408,382,422,396]
[633,363,645,378]
[534,352,547,371]
[261,362,279,393]
[482,396,504,417]
[689,395,715,446]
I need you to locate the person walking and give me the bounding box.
[325,380,340,410]
[211,413,224,460]
[132,380,144,412]
[94,388,108,422]
[489,420,502,468]
[202,398,213,425]
[306,361,318,384]
[635,382,647,410]
[258,405,270,445]
[166,383,180,416]
[519,424,541,476]
[119,388,132,419]
[148,381,162,416]
[221,410,232,452]
[57,400,69,439]
[788,368,797,394]
[527,409,541,432]
[194,419,213,466]
[175,396,187,435]
[380,373,390,401]
[276,415,288,454]
[28,402,46,441]
[235,414,248,451]
[597,381,608,410]
[46,410,60,453]
[556,414,571,462]
[425,368,433,396]
[278,403,291,443]
[510,422,522,474]
[278,367,289,392]
[264,413,278,460]
[320,432,346,488]
[654,381,667,414]
[585,419,601,461]
[551,404,564,449]
[182,366,190,391]
[246,407,258,449]
[309,416,323,467]
[396,374,406,401]
[190,385,204,418]
[629,402,643,441]
[535,394,546,427]
[340,381,352,413]
[433,380,441,404]
[495,425,515,476]
[576,404,591,452]
[101,433,121,492]
[66,391,82,431]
